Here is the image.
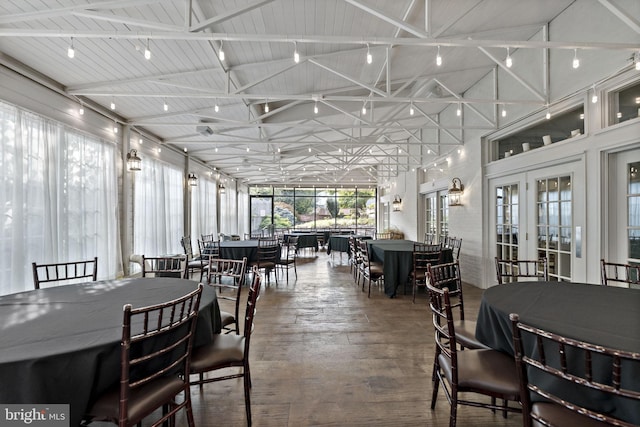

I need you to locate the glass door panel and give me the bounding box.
[250,196,273,235]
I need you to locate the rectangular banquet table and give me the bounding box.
[366,240,453,297]
[0,278,220,427]
[475,282,640,424]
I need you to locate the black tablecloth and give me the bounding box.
[326,234,372,255]
[0,278,220,426]
[220,240,259,262]
[476,282,640,424]
[367,240,453,297]
[284,233,319,252]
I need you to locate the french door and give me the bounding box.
[609,148,640,266]
[490,161,584,283]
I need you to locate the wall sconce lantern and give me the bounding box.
[126,149,141,171]
[448,177,464,206]
[218,183,226,194]
[392,195,402,211]
[187,172,198,186]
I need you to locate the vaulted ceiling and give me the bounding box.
[1,0,637,186]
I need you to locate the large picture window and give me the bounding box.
[250,186,376,232]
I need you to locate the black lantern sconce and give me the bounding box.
[126,149,141,171]
[448,177,464,206]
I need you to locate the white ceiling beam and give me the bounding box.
[4,29,638,51]
[430,0,483,38]
[66,67,220,91]
[478,46,547,102]
[433,79,495,126]
[0,0,159,24]
[233,60,303,94]
[319,100,372,125]
[189,0,276,32]
[77,90,544,106]
[308,59,388,98]
[70,10,182,32]
[342,0,429,39]
[598,0,640,34]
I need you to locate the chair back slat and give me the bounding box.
[495,257,549,284]
[510,313,640,427]
[118,285,202,425]
[601,259,640,287]
[142,255,187,278]
[32,257,98,289]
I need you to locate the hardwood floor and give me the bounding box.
[183,252,523,426]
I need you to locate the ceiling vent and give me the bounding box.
[196,125,214,136]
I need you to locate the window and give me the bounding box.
[0,101,118,294]
[609,80,640,126]
[191,175,218,241]
[251,186,376,231]
[496,184,519,260]
[133,157,184,261]
[494,106,585,160]
[423,192,448,244]
[536,176,572,280]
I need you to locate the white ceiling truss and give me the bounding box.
[1,0,639,186]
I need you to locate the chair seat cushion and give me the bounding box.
[438,349,520,397]
[220,310,236,327]
[190,334,245,373]
[531,402,610,427]
[453,320,490,350]
[188,259,204,269]
[86,376,185,424]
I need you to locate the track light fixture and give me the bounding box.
[144,38,151,60]
[572,48,580,69]
[505,47,512,68]
[219,40,225,61]
[366,44,372,64]
[436,45,442,66]
[67,37,75,58]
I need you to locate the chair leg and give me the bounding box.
[243,371,252,426]
[449,391,458,427]
[430,372,440,410]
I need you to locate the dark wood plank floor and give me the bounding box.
[182,252,523,426]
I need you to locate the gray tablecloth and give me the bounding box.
[0,278,219,426]
[476,282,640,424]
[284,233,319,252]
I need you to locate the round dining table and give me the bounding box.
[0,278,220,427]
[219,239,259,262]
[476,281,640,424]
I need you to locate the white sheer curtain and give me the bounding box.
[237,186,249,238]
[133,156,184,262]
[0,101,119,295]
[191,175,218,243]
[219,181,238,234]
